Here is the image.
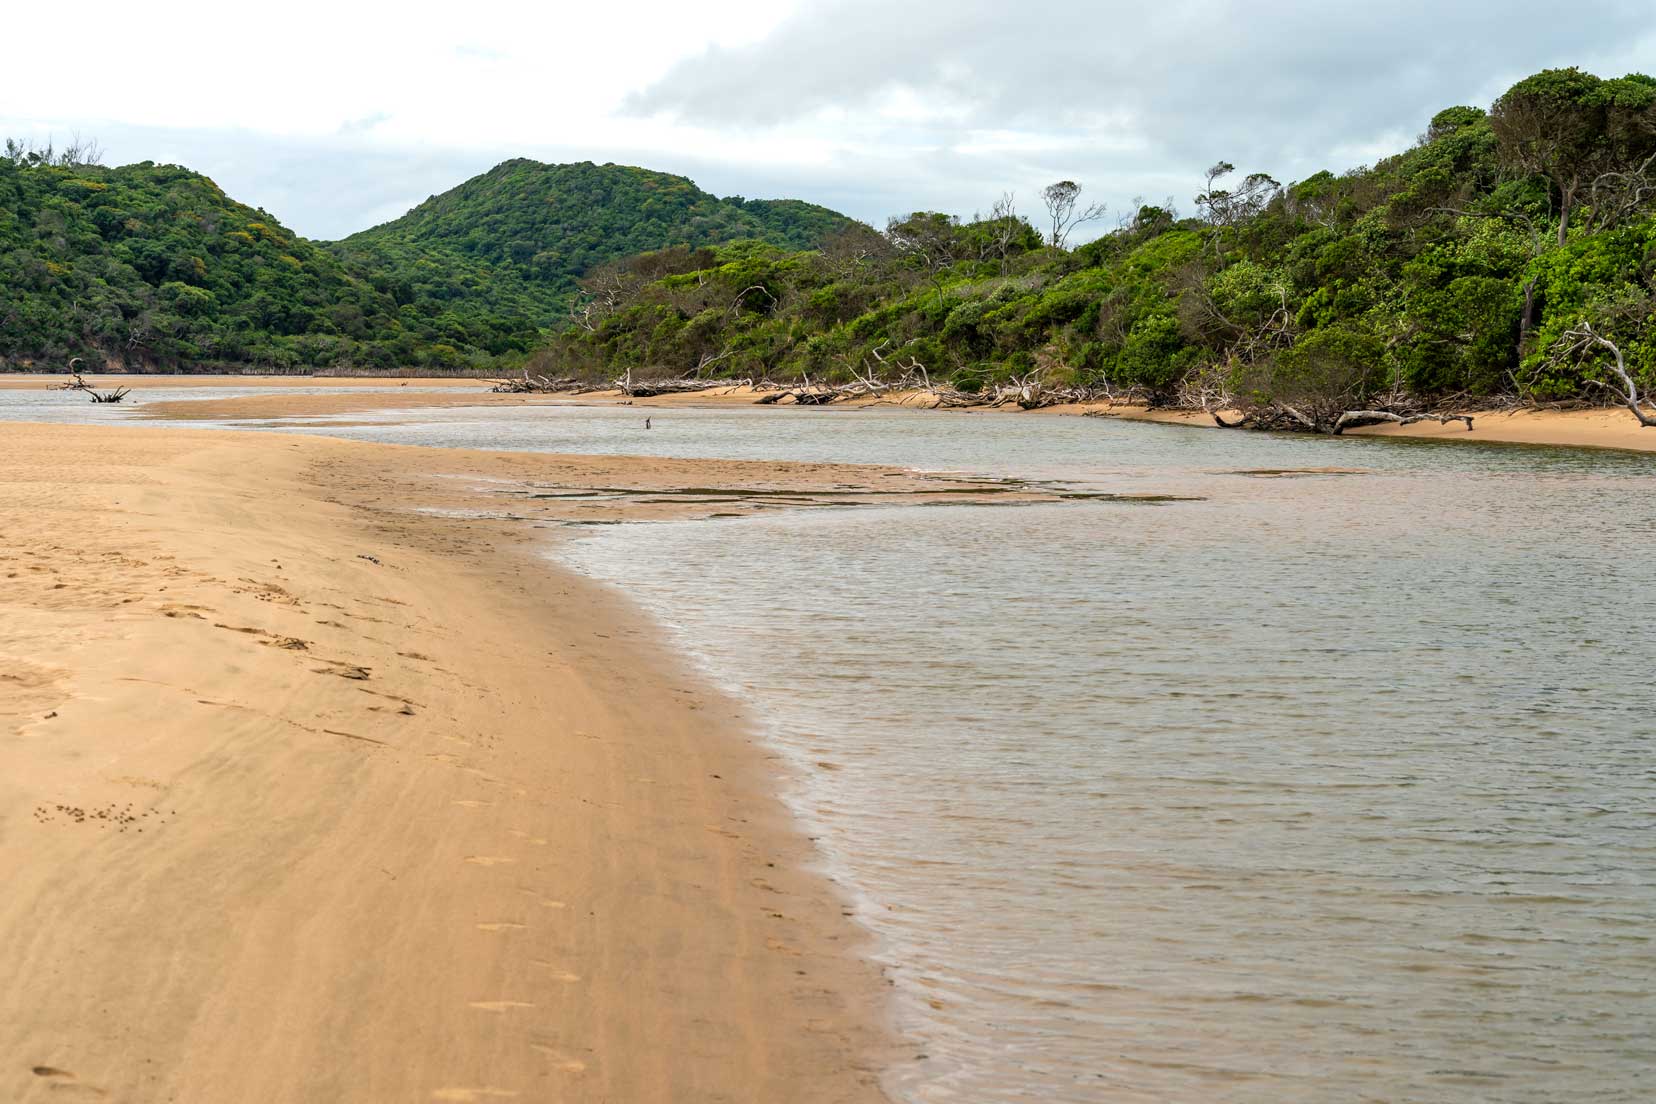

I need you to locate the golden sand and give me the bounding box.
[1,422,908,1103]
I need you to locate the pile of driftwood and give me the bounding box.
[488,371,585,394]
[754,366,1102,410]
[617,376,754,398]
[747,345,1103,409]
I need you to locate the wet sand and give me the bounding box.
[0,422,941,1103]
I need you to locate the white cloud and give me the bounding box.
[4,0,1654,241]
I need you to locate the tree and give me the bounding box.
[1550,321,1656,426]
[885,211,968,302]
[1426,106,1486,143]
[967,193,1039,275]
[1194,162,1280,254]
[816,222,891,279]
[2,134,104,168]
[1040,181,1107,249]
[1490,68,1656,245]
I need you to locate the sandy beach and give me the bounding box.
[0,420,967,1102]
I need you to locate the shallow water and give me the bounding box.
[548,417,1656,1102]
[8,388,1655,1100]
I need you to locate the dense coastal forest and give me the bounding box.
[4,67,1654,421]
[0,154,849,373]
[543,68,1656,424]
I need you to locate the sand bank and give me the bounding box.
[125,380,1656,456]
[0,422,922,1103]
[0,374,495,390]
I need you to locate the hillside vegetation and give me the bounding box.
[330,160,853,329]
[538,68,1656,423]
[0,152,430,371]
[0,153,852,373]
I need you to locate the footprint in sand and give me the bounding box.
[313,661,372,680]
[431,1089,518,1102]
[30,1067,105,1097]
[528,961,582,983]
[527,1043,587,1073]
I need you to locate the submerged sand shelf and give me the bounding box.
[0,422,899,1103]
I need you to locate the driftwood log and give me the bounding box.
[1331,410,1475,434]
[1210,404,1474,435]
[60,359,92,391]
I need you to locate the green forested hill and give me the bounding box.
[330,160,855,328]
[0,157,462,372]
[10,70,1653,399]
[0,153,854,373]
[542,68,1656,418]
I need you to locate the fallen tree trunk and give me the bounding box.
[1210,403,1475,435]
[1331,410,1475,434]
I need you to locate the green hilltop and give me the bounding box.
[0,153,854,373]
[0,157,423,372]
[329,159,853,329]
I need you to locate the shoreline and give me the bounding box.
[48,374,1646,456]
[0,422,929,1102]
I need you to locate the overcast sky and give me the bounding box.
[5,1,1654,240]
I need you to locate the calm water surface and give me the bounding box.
[9,388,1656,1100]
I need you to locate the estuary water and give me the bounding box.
[540,410,1656,1103]
[8,390,1656,1100]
